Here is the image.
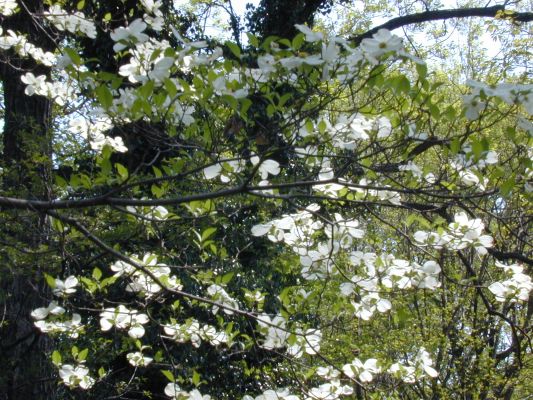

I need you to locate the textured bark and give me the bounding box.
[0,1,55,398]
[247,0,332,39]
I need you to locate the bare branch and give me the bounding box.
[351,5,533,45]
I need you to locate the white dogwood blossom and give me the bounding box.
[488,262,532,302]
[127,352,153,367]
[100,305,149,338]
[342,358,381,383]
[0,0,17,16]
[59,363,95,390]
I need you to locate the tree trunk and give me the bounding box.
[0,1,55,398]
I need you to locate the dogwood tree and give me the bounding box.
[0,0,532,399]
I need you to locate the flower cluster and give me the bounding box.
[0,0,17,16]
[256,314,322,357]
[20,72,75,105]
[0,28,56,65]
[31,301,83,338]
[126,351,153,367]
[206,284,240,314]
[414,212,493,255]
[388,348,438,383]
[44,5,97,38]
[243,388,299,400]
[164,318,229,347]
[488,262,532,302]
[342,358,381,383]
[69,115,127,153]
[126,204,170,220]
[164,383,211,399]
[99,305,149,338]
[110,253,182,297]
[58,363,95,390]
[464,80,533,119]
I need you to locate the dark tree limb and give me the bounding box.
[351,5,533,45]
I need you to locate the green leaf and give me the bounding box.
[221,271,234,284]
[450,138,461,154]
[192,370,201,386]
[76,0,85,10]
[500,175,515,196]
[52,351,62,366]
[201,227,217,242]
[78,348,89,362]
[152,166,163,178]
[225,41,241,58]
[246,33,259,48]
[442,105,456,121]
[416,62,427,80]
[64,48,82,66]
[151,184,164,198]
[55,175,68,188]
[292,33,304,50]
[161,370,175,382]
[138,80,155,99]
[115,163,129,180]
[96,85,113,109]
[164,78,177,98]
[396,75,411,93]
[429,103,440,119]
[44,273,56,289]
[318,120,327,134]
[92,267,102,281]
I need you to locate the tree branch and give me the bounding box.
[351,5,533,45]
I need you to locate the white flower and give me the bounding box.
[34,313,83,338]
[0,0,18,16]
[388,362,416,383]
[375,116,392,138]
[44,6,97,38]
[361,29,403,62]
[257,314,290,350]
[251,156,280,179]
[20,73,47,96]
[188,389,212,400]
[100,305,149,338]
[459,169,482,188]
[59,364,95,390]
[110,19,149,52]
[140,0,162,14]
[53,276,78,296]
[253,388,299,400]
[164,382,188,399]
[463,94,486,120]
[303,329,322,355]
[203,164,222,180]
[251,222,273,237]
[307,380,353,399]
[489,262,532,302]
[148,57,175,81]
[31,301,65,320]
[416,348,438,378]
[207,284,239,314]
[126,352,153,367]
[399,161,423,180]
[342,358,381,382]
[294,24,324,42]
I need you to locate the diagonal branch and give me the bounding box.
[351,5,533,45]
